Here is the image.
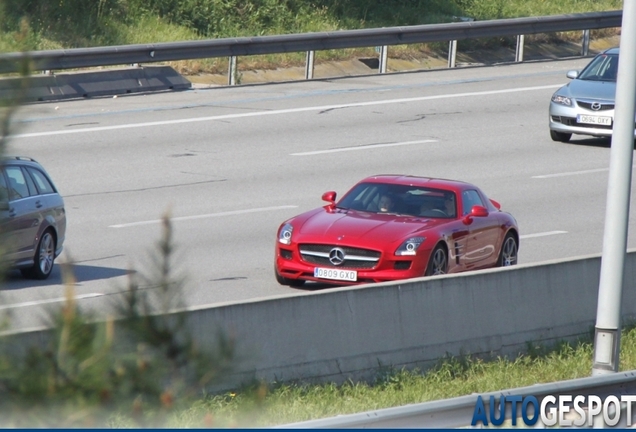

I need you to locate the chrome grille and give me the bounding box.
[299,244,381,269]
[577,101,614,111]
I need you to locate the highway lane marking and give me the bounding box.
[11,84,562,139]
[0,293,104,310]
[533,164,636,178]
[291,139,438,155]
[520,230,568,239]
[109,205,299,228]
[532,168,611,179]
[17,70,568,124]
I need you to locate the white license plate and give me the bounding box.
[314,267,357,281]
[577,114,612,126]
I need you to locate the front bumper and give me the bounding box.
[275,245,427,285]
[549,101,636,138]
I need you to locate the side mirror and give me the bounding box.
[462,205,488,225]
[489,199,501,210]
[566,70,579,79]
[322,191,337,205]
[471,205,489,217]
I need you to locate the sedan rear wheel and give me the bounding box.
[425,245,448,276]
[550,130,572,143]
[22,230,56,280]
[497,233,518,267]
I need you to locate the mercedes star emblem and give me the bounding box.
[329,247,346,266]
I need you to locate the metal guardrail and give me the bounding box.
[276,370,636,428]
[0,10,622,83]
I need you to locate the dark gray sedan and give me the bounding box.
[548,47,634,143]
[0,157,66,279]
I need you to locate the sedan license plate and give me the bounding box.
[577,114,612,126]
[314,267,357,282]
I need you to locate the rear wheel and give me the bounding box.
[275,269,305,287]
[497,233,518,267]
[425,245,448,276]
[21,230,56,280]
[550,130,572,143]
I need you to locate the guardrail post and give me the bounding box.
[228,55,237,86]
[448,40,457,68]
[582,29,590,56]
[305,50,315,80]
[515,34,525,62]
[378,45,388,74]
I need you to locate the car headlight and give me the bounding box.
[395,237,425,256]
[551,94,572,106]
[278,223,294,245]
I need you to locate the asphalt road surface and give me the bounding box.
[3,57,635,330]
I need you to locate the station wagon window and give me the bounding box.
[0,169,8,202]
[462,190,484,216]
[27,167,55,195]
[5,166,31,200]
[22,167,37,196]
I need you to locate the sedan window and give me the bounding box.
[579,54,618,82]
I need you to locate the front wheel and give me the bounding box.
[425,245,448,276]
[550,130,572,143]
[22,230,56,280]
[497,233,518,267]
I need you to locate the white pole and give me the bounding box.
[592,0,636,376]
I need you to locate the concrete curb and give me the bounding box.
[0,65,191,102]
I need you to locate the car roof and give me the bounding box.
[357,174,475,192]
[0,156,42,167]
[602,47,620,55]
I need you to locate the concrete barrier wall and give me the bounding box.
[185,251,636,386]
[0,66,191,102]
[5,251,636,388]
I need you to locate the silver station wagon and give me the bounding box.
[548,47,635,143]
[0,157,66,279]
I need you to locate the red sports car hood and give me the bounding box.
[293,207,447,246]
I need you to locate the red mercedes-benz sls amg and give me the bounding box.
[275,175,519,286]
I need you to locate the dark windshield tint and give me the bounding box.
[337,182,457,218]
[578,54,618,82]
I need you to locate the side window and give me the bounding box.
[21,167,37,196]
[462,190,484,216]
[0,169,8,202]
[5,166,30,200]
[27,167,56,195]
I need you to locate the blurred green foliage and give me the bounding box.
[0,0,623,50]
[0,216,235,427]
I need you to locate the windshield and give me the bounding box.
[336,182,457,218]
[578,54,618,82]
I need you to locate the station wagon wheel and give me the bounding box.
[22,230,56,280]
[425,245,447,276]
[497,233,518,267]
